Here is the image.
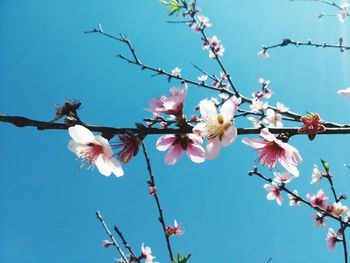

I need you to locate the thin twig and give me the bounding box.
[96,211,128,262]
[141,142,175,262]
[114,226,140,263]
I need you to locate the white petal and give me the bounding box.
[193,122,207,137]
[68,125,95,144]
[199,99,217,120]
[186,143,206,163]
[220,99,235,122]
[205,137,221,160]
[106,157,124,177]
[95,135,113,158]
[95,154,112,176]
[221,125,237,147]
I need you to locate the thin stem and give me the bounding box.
[96,211,128,262]
[262,38,350,53]
[141,142,175,262]
[113,226,140,263]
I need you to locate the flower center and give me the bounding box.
[79,143,104,164]
[206,114,232,140]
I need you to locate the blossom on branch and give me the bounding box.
[288,190,302,206]
[194,98,238,160]
[68,125,124,177]
[264,182,283,206]
[171,67,181,77]
[156,133,205,165]
[306,189,329,209]
[331,202,348,217]
[197,74,208,82]
[166,220,183,236]
[203,35,225,58]
[146,83,187,116]
[141,243,158,263]
[112,132,141,164]
[102,239,113,248]
[326,228,342,250]
[263,109,283,128]
[258,49,269,58]
[298,113,325,140]
[273,171,294,184]
[242,128,302,176]
[311,165,323,185]
[311,212,327,228]
[249,99,268,113]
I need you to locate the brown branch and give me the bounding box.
[3,114,350,137]
[96,211,128,262]
[141,142,175,262]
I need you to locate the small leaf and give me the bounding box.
[321,159,330,173]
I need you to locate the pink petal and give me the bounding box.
[337,87,350,97]
[279,157,299,177]
[221,125,237,147]
[156,135,176,151]
[193,122,207,137]
[242,137,266,149]
[164,145,183,165]
[259,128,275,142]
[188,133,203,145]
[206,137,221,160]
[186,143,205,163]
[68,125,95,144]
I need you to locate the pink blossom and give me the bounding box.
[306,189,329,209]
[141,243,157,263]
[273,171,293,184]
[166,220,184,236]
[263,109,283,128]
[204,36,225,58]
[337,87,350,97]
[171,67,181,77]
[326,228,342,250]
[264,182,283,206]
[332,202,348,217]
[249,99,268,113]
[311,164,323,185]
[276,102,288,112]
[156,133,205,165]
[194,98,238,160]
[258,49,269,58]
[149,186,157,196]
[197,74,208,82]
[102,239,113,248]
[316,13,324,21]
[242,128,302,176]
[288,190,302,206]
[146,83,187,116]
[68,125,124,177]
[113,133,140,164]
[338,11,347,23]
[311,212,326,228]
[197,15,212,28]
[220,72,228,80]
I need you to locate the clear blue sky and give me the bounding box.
[1,1,350,262]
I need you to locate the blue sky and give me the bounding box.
[1,0,350,262]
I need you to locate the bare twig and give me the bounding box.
[96,211,128,262]
[114,226,140,263]
[141,142,175,262]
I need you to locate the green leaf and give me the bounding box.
[173,253,192,263]
[160,0,181,16]
[321,159,330,173]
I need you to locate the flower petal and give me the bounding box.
[106,157,124,177]
[164,145,183,165]
[68,125,95,144]
[199,99,217,120]
[186,143,205,163]
[221,125,237,147]
[242,137,266,149]
[206,137,221,160]
[95,135,113,158]
[156,135,176,151]
[259,128,275,142]
[220,98,235,123]
[95,154,112,176]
